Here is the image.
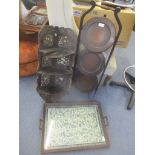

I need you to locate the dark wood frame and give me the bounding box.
[40,100,110,153]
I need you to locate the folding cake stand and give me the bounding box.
[73,1,122,96]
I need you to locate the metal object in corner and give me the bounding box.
[37,26,77,102]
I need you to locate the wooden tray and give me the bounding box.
[40,100,110,153]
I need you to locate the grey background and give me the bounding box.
[19,32,135,155]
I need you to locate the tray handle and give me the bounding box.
[39,119,43,130]
[103,116,109,127]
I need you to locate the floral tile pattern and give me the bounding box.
[44,105,105,150]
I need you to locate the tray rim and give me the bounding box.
[41,100,110,153]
